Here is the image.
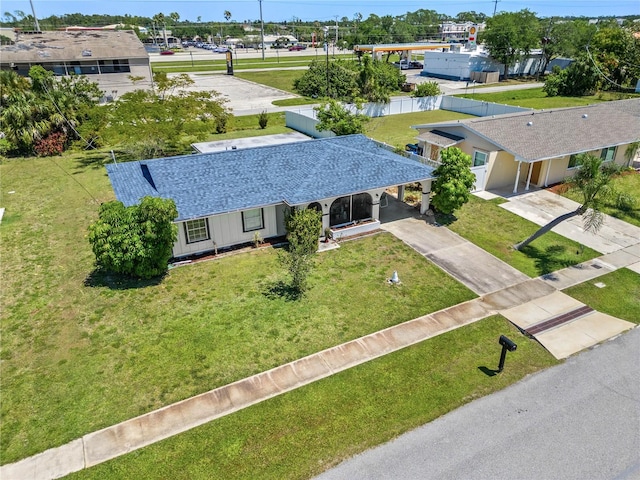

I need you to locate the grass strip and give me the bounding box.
[68,315,558,480]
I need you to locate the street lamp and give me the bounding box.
[323,26,329,98]
[259,0,265,61]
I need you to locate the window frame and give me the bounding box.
[242,208,264,232]
[600,146,616,162]
[184,218,210,244]
[472,150,488,167]
[567,154,581,169]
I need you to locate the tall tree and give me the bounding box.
[279,207,322,295]
[314,99,369,136]
[482,9,540,80]
[515,154,619,250]
[430,147,475,215]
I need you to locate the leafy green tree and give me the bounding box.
[103,72,231,158]
[431,147,475,215]
[88,196,178,279]
[412,81,441,97]
[293,59,359,101]
[279,207,322,294]
[515,154,619,250]
[481,9,540,80]
[314,99,369,136]
[538,19,596,74]
[543,58,599,96]
[590,25,640,91]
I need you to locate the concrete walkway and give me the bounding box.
[3,196,638,480]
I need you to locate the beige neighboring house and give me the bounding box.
[0,29,152,98]
[413,99,640,193]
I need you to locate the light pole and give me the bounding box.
[323,26,329,98]
[259,0,265,61]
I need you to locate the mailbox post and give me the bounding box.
[497,335,517,372]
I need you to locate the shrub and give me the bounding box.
[34,132,67,156]
[615,193,636,212]
[412,81,441,97]
[258,110,269,129]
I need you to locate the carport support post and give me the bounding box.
[513,160,522,194]
[397,185,405,202]
[420,179,432,214]
[525,162,533,191]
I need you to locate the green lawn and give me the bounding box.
[564,269,640,323]
[235,70,306,94]
[439,196,600,277]
[365,110,475,151]
[455,87,639,109]
[560,172,640,228]
[0,155,476,464]
[68,315,558,480]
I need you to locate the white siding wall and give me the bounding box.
[173,205,279,257]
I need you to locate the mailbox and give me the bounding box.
[499,335,517,352]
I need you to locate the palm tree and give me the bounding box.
[514,154,619,250]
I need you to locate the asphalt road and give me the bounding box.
[316,327,640,480]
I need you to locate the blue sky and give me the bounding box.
[3,0,639,24]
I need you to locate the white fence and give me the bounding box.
[284,96,531,139]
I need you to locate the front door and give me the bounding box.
[531,161,542,185]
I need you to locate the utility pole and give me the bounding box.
[493,0,500,16]
[29,0,41,32]
[259,0,265,60]
[334,15,339,53]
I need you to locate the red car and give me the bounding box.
[288,44,307,51]
[160,50,175,55]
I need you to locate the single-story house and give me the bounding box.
[412,99,640,193]
[0,29,152,97]
[106,134,435,258]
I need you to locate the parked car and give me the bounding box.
[409,61,423,69]
[160,50,175,55]
[405,143,422,155]
[393,59,410,70]
[288,44,307,51]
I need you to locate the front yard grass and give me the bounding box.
[235,70,306,94]
[455,87,639,109]
[564,269,640,323]
[559,172,640,228]
[0,155,475,464]
[439,196,600,277]
[69,315,558,480]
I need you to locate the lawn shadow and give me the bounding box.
[84,269,165,290]
[263,280,302,302]
[73,151,113,171]
[521,244,581,276]
[433,212,457,227]
[478,366,499,377]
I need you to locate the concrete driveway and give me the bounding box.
[379,198,529,295]
[500,189,640,254]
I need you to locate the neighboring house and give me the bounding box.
[106,135,436,258]
[413,99,640,193]
[0,29,152,96]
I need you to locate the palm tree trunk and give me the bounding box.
[514,208,582,251]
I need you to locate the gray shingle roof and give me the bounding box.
[416,129,465,147]
[106,134,435,221]
[0,30,148,63]
[414,99,640,162]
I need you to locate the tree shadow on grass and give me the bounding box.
[84,269,165,290]
[520,244,582,276]
[262,280,303,302]
[73,151,113,171]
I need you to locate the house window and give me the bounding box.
[352,193,372,221]
[568,154,581,169]
[600,146,616,162]
[473,151,488,167]
[242,208,264,232]
[184,218,210,243]
[330,196,351,226]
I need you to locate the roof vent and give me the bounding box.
[527,121,533,126]
[582,114,588,119]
